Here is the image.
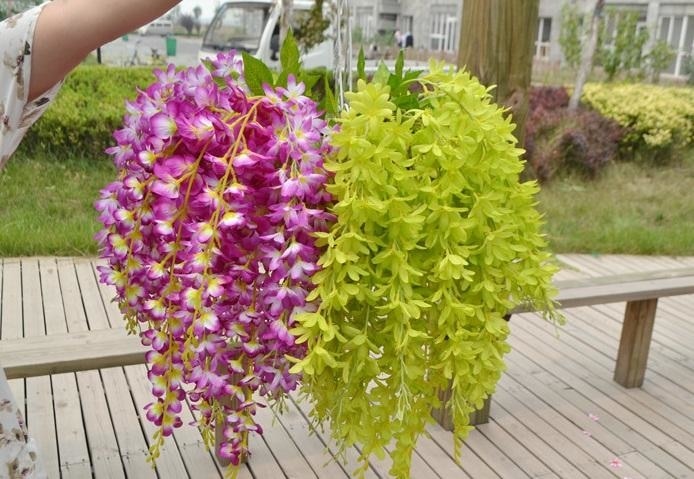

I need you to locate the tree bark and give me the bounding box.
[457,0,539,149]
[569,0,604,111]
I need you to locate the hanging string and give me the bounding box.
[333,0,343,111]
[333,0,352,112]
[345,0,353,95]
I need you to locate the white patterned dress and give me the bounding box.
[1,3,61,478]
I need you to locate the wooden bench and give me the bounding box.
[0,327,144,380]
[2,268,694,433]
[433,267,694,430]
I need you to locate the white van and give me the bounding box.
[138,20,174,37]
[199,0,333,69]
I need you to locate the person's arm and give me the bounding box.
[29,0,181,101]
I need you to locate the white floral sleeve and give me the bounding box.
[0,370,45,479]
[0,2,62,171]
[1,4,53,477]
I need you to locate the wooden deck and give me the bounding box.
[1,254,694,479]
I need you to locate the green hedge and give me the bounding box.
[18,65,155,157]
[582,82,694,153]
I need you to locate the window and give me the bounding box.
[658,15,694,76]
[535,17,552,59]
[400,15,413,34]
[429,6,458,52]
[355,7,374,41]
[203,4,270,52]
[379,13,398,33]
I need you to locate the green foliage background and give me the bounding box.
[582,82,694,152]
[17,66,155,157]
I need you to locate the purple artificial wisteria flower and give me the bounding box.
[95,54,333,468]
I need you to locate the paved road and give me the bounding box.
[98,34,203,68]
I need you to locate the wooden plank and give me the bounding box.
[20,258,61,478]
[57,258,91,332]
[273,398,351,479]
[90,259,125,329]
[48,258,104,478]
[474,414,555,478]
[254,399,319,478]
[514,275,694,313]
[292,394,381,478]
[172,402,228,479]
[52,373,93,478]
[510,312,694,477]
[496,374,642,478]
[1,328,145,379]
[40,258,68,337]
[529,303,694,441]
[504,354,672,479]
[65,260,129,477]
[484,397,589,478]
[463,427,533,478]
[41,258,125,478]
[133,364,222,479]
[413,434,471,479]
[553,267,694,289]
[559,303,694,423]
[614,299,658,388]
[76,370,127,478]
[517,353,694,478]
[100,368,157,479]
[183,396,254,479]
[425,423,501,479]
[1,260,25,410]
[123,364,190,478]
[75,259,113,331]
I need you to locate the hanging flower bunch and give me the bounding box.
[290,60,562,478]
[95,52,333,467]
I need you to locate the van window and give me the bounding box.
[203,5,270,52]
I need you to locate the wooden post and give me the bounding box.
[432,383,493,430]
[431,0,539,431]
[614,299,658,388]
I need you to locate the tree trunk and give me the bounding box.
[457,0,539,149]
[569,0,604,111]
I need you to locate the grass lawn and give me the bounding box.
[537,153,694,255]
[0,151,693,257]
[0,153,115,256]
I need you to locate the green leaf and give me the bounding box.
[373,61,390,85]
[242,52,274,96]
[277,29,301,87]
[321,72,338,118]
[281,29,301,73]
[395,49,404,78]
[357,47,366,81]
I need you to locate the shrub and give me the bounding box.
[529,85,569,112]
[526,86,624,182]
[582,82,694,151]
[18,66,156,157]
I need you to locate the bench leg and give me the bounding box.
[614,298,657,388]
[432,386,491,430]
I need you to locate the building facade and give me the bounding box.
[351,0,694,78]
